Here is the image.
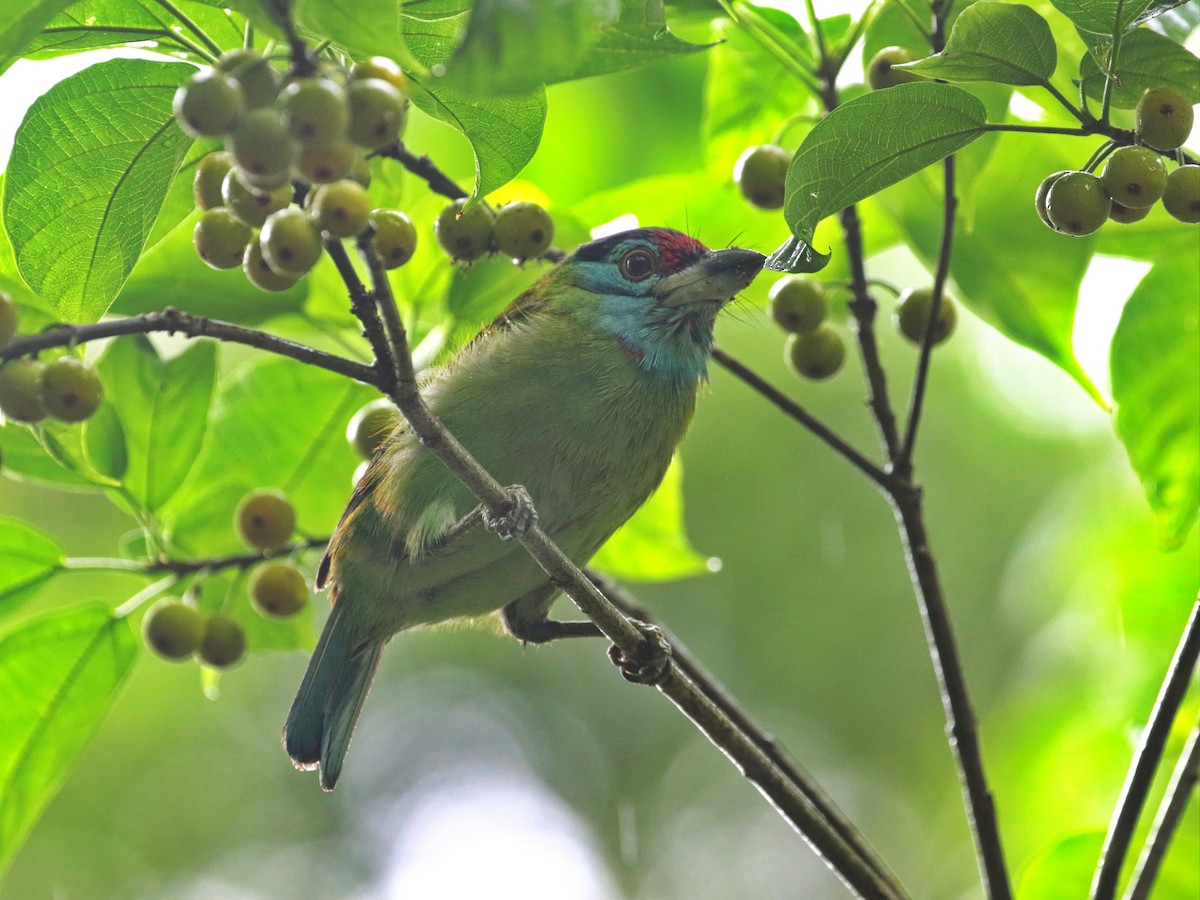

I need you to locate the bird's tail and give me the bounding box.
[283,597,383,791]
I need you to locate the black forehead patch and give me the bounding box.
[571,227,709,266]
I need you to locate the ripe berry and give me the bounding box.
[144,601,205,660]
[1035,170,1072,229]
[0,358,47,423]
[215,49,279,109]
[867,46,921,91]
[243,236,301,292]
[193,151,233,211]
[0,290,17,349]
[236,489,296,550]
[1101,146,1167,208]
[347,78,408,148]
[493,202,554,261]
[295,138,357,184]
[250,561,310,618]
[349,56,408,94]
[435,199,495,262]
[1046,171,1110,236]
[193,208,252,270]
[734,145,789,210]
[39,356,103,422]
[1108,200,1151,224]
[348,398,401,459]
[261,208,323,274]
[369,208,418,268]
[1162,165,1200,224]
[786,325,845,380]
[198,614,246,668]
[228,108,296,189]
[895,287,957,346]
[1135,87,1194,152]
[173,69,244,137]
[768,277,826,333]
[279,77,348,145]
[309,180,372,238]
[222,168,292,227]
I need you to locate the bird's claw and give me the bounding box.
[483,485,538,541]
[608,624,672,685]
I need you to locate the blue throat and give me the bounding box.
[594,293,714,385]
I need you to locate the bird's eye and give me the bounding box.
[618,248,656,281]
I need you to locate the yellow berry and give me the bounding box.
[250,562,310,617]
[236,489,296,550]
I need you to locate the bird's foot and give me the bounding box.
[608,623,672,685]
[483,485,538,541]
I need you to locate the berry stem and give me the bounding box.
[152,0,222,58]
[1100,0,1127,127]
[802,0,830,67]
[1041,80,1091,124]
[717,0,823,95]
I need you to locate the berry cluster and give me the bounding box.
[0,293,104,424]
[143,488,311,667]
[435,198,556,263]
[176,50,419,288]
[1036,89,1198,234]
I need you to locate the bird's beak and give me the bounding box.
[654,247,766,308]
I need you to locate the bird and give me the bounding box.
[283,226,765,789]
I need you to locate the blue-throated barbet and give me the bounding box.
[284,227,765,789]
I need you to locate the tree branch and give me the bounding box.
[64,536,331,578]
[1092,599,1200,900]
[0,307,379,387]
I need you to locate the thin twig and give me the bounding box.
[1100,0,1126,127]
[1092,599,1200,900]
[64,537,331,578]
[1125,722,1200,900]
[0,308,379,386]
[375,142,469,201]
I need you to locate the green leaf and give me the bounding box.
[0,518,64,615]
[899,2,1057,86]
[1079,28,1200,108]
[2,59,196,323]
[294,0,410,63]
[408,79,548,200]
[1110,257,1200,549]
[0,422,100,491]
[591,457,711,581]
[782,83,987,246]
[95,336,217,511]
[82,400,127,482]
[0,0,74,73]
[1048,0,1192,35]
[764,235,831,274]
[566,0,711,84]
[0,603,137,871]
[1018,832,1106,899]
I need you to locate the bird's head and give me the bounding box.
[555,227,765,382]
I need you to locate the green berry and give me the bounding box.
[193,208,252,270]
[493,202,554,261]
[349,56,408,94]
[349,152,373,188]
[1108,200,1151,224]
[295,138,357,184]
[173,69,244,137]
[768,277,826,333]
[261,208,323,275]
[215,49,279,109]
[279,77,348,145]
[227,108,296,188]
[39,356,103,422]
[198,614,246,668]
[1046,171,1111,236]
[309,180,372,238]
[435,199,495,262]
[1035,170,1072,229]
[1162,165,1200,224]
[348,398,400,459]
[1135,87,1194,152]
[236,489,296,550]
[786,325,845,381]
[0,290,17,349]
[144,601,205,660]
[895,287,957,346]
[222,168,292,228]
[250,562,309,618]
[1101,146,1167,208]
[734,144,789,210]
[867,46,921,91]
[347,78,407,148]
[193,151,233,211]
[243,236,302,292]
[0,358,46,423]
[369,208,418,268]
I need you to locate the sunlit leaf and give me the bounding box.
[1048,0,1192,35]
[0,0,73,74]
[1079,28,1200,108]
[0,518,64,616]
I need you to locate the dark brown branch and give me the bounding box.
[64,536,331,577]
[1092,599,1200,900]
[0,307,379,386]
[376,142,469,200]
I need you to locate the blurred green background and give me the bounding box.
[1,10,1198,900]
